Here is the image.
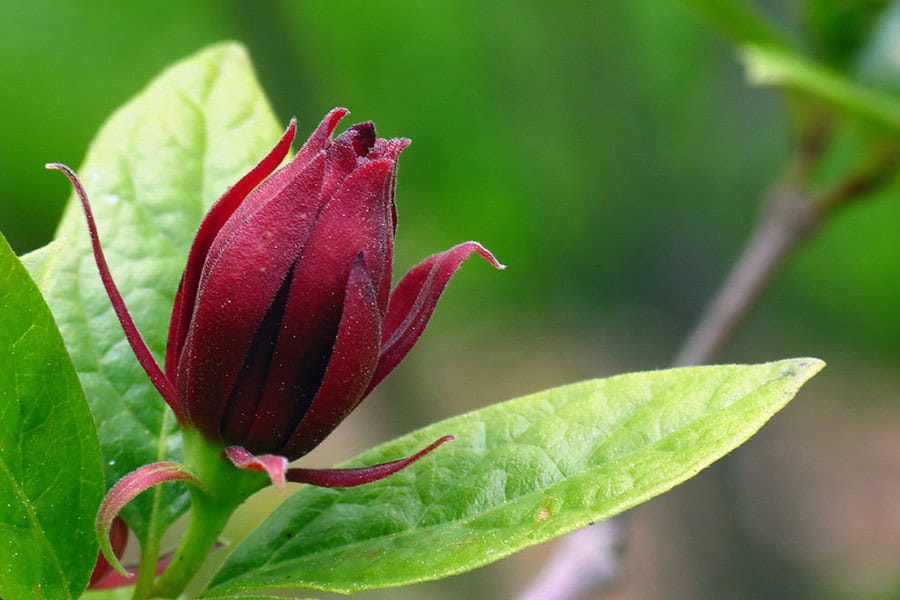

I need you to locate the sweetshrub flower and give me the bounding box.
[50,109,502,591]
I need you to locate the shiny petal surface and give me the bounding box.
[367,242,505,393]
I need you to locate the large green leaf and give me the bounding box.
[0,233,104,599]
[205,358,823,596]
[37,42,283,544]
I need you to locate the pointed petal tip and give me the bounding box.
[286,434,455,488]
[46,162,76,178]
[468,242,506,270]
[324,106,351,130]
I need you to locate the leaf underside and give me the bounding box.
[206,358,823,596]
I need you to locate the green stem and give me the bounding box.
[151,487,236,597]
[131,529,163,600]
[151,428,267,598]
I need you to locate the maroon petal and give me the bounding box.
[165,119,298,380]
[369,137,410,163]
[279,255,381,459]
[96,462,202,576]
[46,164,182,417]
[224,446,289,488]
[286,435,454,488]
[202,108,348,271]
[242,156,394,450]
[216,257,296,445]
[177,152,327,443]
[369,137,411,310]
[367,242,505,394]
[320,123,375,201]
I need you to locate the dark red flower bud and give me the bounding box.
[52,109,502,488]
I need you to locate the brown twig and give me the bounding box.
[673,181,814,366]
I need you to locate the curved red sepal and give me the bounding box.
[46,163,182,418]
[368,241,505,394]
[224,446,289,488]
[286,435,455,488]
[96,462,202,577]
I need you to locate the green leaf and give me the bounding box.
[741,43,900,130]
[20,238,67,293]
[0,233,104,599]
[205,358,823,596]
[39,42,282,545]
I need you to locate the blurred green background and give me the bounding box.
[2,2,900,599]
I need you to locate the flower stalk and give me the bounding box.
[151,428,268,598]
